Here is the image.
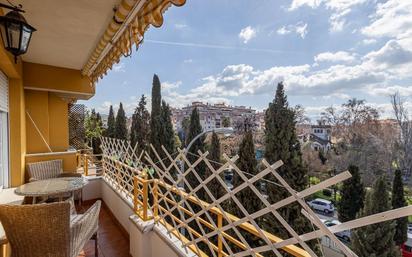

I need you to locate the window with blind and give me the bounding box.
[0,71,9,188]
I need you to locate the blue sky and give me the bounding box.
[81,0,412,120]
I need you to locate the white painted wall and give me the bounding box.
[82,177,196,257]
[82,176,101,201]
[101,179,134,234]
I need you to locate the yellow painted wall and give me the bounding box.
[25,90,49,153]
[25,91,70,154]
[25,152,78,174]
[48,94,69,152]
[23,62,94,99]
[2,59,95,186]
[9,75,26,187]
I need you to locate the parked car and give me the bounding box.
[307,198,335,214]
[402,235,412,257]
[407,224,412,233]
[323,219,351,242]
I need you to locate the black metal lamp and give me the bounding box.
[0,3,36,62]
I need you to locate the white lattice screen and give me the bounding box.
[100,137,412,257]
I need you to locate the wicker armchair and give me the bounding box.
[0,200,101,257]
[27,159,80,182]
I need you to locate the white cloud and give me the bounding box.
[367,85,412,97]
[239,26,257,44]
[160,61,384,103]
[183,59,193,64]
[314,51,357,63]
[289,0,368,32]
[289,0,322,10]
[112,62,125,72]
[362,40,412,76]
[361,0,412,40]
[321,92,351,100]
[362,39,377,45]
[162,81,182,91]
[277,22,308,39]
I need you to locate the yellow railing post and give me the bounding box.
[153,180,159,218]
[217,212,223,257]
[133,176,138,214]
[142,178,149,221]
[84,154,89,176]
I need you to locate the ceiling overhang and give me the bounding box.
[7,0,121,71]
[0,0,187,85]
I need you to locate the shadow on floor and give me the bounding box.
[77,200,131,257]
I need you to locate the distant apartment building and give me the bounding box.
[172,102,260,132]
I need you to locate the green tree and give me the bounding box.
[85,109,103,153]
[352,176,400,257]
[338,165,365,222]
[205,132,226,202]
[392,169,408,246]
[115,102,128,140]
[180,116,191,143]
[222,116,231,127]
[263,82,313,242]
[150,74,162,155]
[233,131,261,218]
[186,108,206,198]
[106,105,116,138]
[130,95,150,154]
[160,100,175,154]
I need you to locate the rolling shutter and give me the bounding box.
[0,71,8,112]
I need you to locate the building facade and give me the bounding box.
[172,102,258,132]
[299,124,332,152]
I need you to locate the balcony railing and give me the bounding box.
[99,136,412,257]
[132,175,310,257]
[77,148,103,176]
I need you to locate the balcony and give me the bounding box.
[24,137,400,257]
[1,136,412,257]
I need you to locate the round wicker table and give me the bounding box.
[15,177,88,204]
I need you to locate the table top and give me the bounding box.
[14,177,88,197]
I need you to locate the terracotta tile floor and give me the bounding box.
[77,200,131,257]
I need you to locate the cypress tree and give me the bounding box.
[233,131,261,218]
[93,113,103,154]
[230,130,264,247]
[352,176,400,257]
[160,100,175,154]
[150,74,162,155]
[263,82,313,241]
[130,95,151,154]
[106,105,116,138]
[115,102,128,140]
[392,169,408,246]
[205,132,226,202]
[338,165,365,222]
[186,108,206,199]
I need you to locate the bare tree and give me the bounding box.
[320,98,394,185]
[391,92,412,176]
[294,105,311,125]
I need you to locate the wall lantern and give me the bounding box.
[0,3,36,63]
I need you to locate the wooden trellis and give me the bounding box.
[100,137,412,257]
